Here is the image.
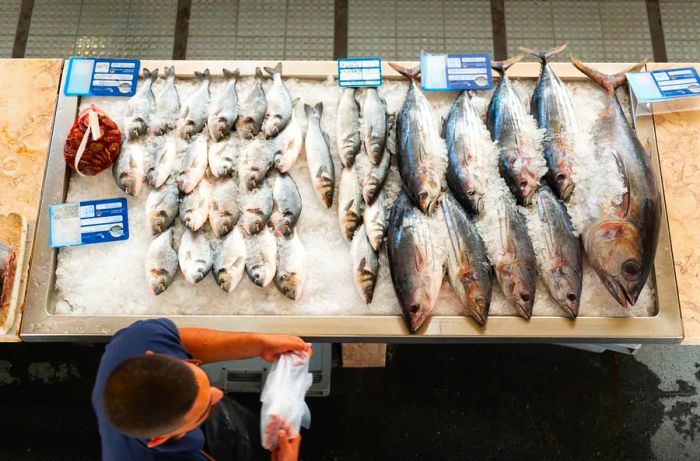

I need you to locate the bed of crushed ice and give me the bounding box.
[54,70,655,317]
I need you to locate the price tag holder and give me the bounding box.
[627,67,700,101]
[420,52,493,91]
[64,57,140,97]
[49,198,129,248]
[337,57,382,87]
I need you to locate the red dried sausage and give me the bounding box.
[63,104,122,176]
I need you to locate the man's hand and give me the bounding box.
[260,334,312,362]
[271,430,301,461]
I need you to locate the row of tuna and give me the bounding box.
[385,44,659,332]
[111,64,309,299]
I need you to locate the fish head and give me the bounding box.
[355,257,377,304]
[186,261,209,283]
[263,116,283,138]
[553,159,575,201]
[177,120,196,140]
[119,171,142,196]
[459,269,491,325]
[236,118,257,139]
[242,214,264,235]
[416,175,442,216]
[465,186,485,215]
[367,143,383,164]
[341,212,360,240]
[498,261,535,319]
[126,117,147,140]
[316,175,334,208]
[249,265,269,287]
[362,179,380,205]
[584,220,644,306]
[148,268,171,295]
[276,271,300,300]
[215,269,233,292]
[515,168,539,206]
[548,260,582,317]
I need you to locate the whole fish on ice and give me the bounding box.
[270,173,302,238]
[145,228,179,295]
[153,66,180,135]
[532,185,582,317]
[274,231,307,300]
[146,135,178,188]
[387,190,444,332]
[338,166,364,242]
[244,228,277,287]
[522,44,577,200]
[262,63,293,138]
[239,136,274,190]
[179,179,210,231]
[441,192,492,325]
[271,99,303,173]
[304,103,335,208]
[388,63,446,216]
[113,140,147,197]
[145,178,179,235]
[363,188,388,251]
[125,68,157,140]
[208,178,241,238]
[208,135,242,178]
[179,228,213,284]
[240,178,273,235]
[443,91,487,215]
[178,133,208,193]
[336,87,361,167]
[571,56,659,307]
[207,68,239,141]
[351,225,379,304]
[177,69,211,140]
[213,227,246,292]
[236,67,267,139]
[487,56,546,206]
[361,87,387,164]
[355,142,390,205]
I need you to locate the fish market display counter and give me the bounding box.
[19,60,686,343]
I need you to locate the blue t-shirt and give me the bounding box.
[92,319,208,461]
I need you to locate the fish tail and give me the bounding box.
[255,67,263,79]
[194,69,211,82]
[142,67,152,79]
[491,55,523,75]
[388,62,421,80]
[264,62,283,76]
[303,103,316,119]
[571,55,647,94]
[164,66,175,80]
[520,43,568,63]
[223,68,240,81]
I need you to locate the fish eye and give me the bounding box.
[467,189,476,197]
[623,261,641,277]
[519,180,528,190]
[556,173,566,182]
[566,293,577,302]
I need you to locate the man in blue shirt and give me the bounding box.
[92,318,311,461]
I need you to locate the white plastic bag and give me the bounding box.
[260,351,313,450]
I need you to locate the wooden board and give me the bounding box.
[0,214,26,338]
[648,62,700,344]
[0,59,63,340]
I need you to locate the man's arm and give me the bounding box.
[179,327,311,363]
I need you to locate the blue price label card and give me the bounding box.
[421,52,493,91]
[628,67,700,101]
[64,57,140,97]
[49,198,129,248]
[338,57,382,87]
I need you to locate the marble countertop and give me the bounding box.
[0,59,63,340]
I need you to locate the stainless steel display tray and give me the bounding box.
[20,60,683,342]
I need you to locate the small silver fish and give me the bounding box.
[304,102,335,208]
[351,225,379,304]
[153,66,180,135]
[240,178,273,235]
[177,69,211,140]
[145,228,179,295]
[363,188,388,251]
[236,67,267,139]
[262,63,293,138]
[274,230,307,300]
[145,179,179,235]
[209,178,241,238]
[208,68,240,141]
[178,133,208,194]
[361,87,387,165]
[113,140,147,197]
[178,228,213,284]
[244,228,277,287]
[270,173,302,238]
[336,87,361,167]
[355,143,390,206]
[125,68,157,140]
[179,179,210,231]
[208,135,242,178]
[213,227,246,292]
[239,136,274,190]
[337,166,364,242]
[146,134,178,188]
[271,99,303,173]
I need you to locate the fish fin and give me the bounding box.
[344,199,354,212]
[315,102,324,118]
[202,68,211,80]
[570,55,647,94]
[519,43,568,62]
[611,150,631,218]
[264,62,282,76]
[304,103,314,119]
[194,70,203,80]
[222,68,240,81]
[491,55,523,75]
[388,62,421,80]
[322,131,331,147]
[142,67,152,79]
[291,97,300,107]
[255,67,263,79]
